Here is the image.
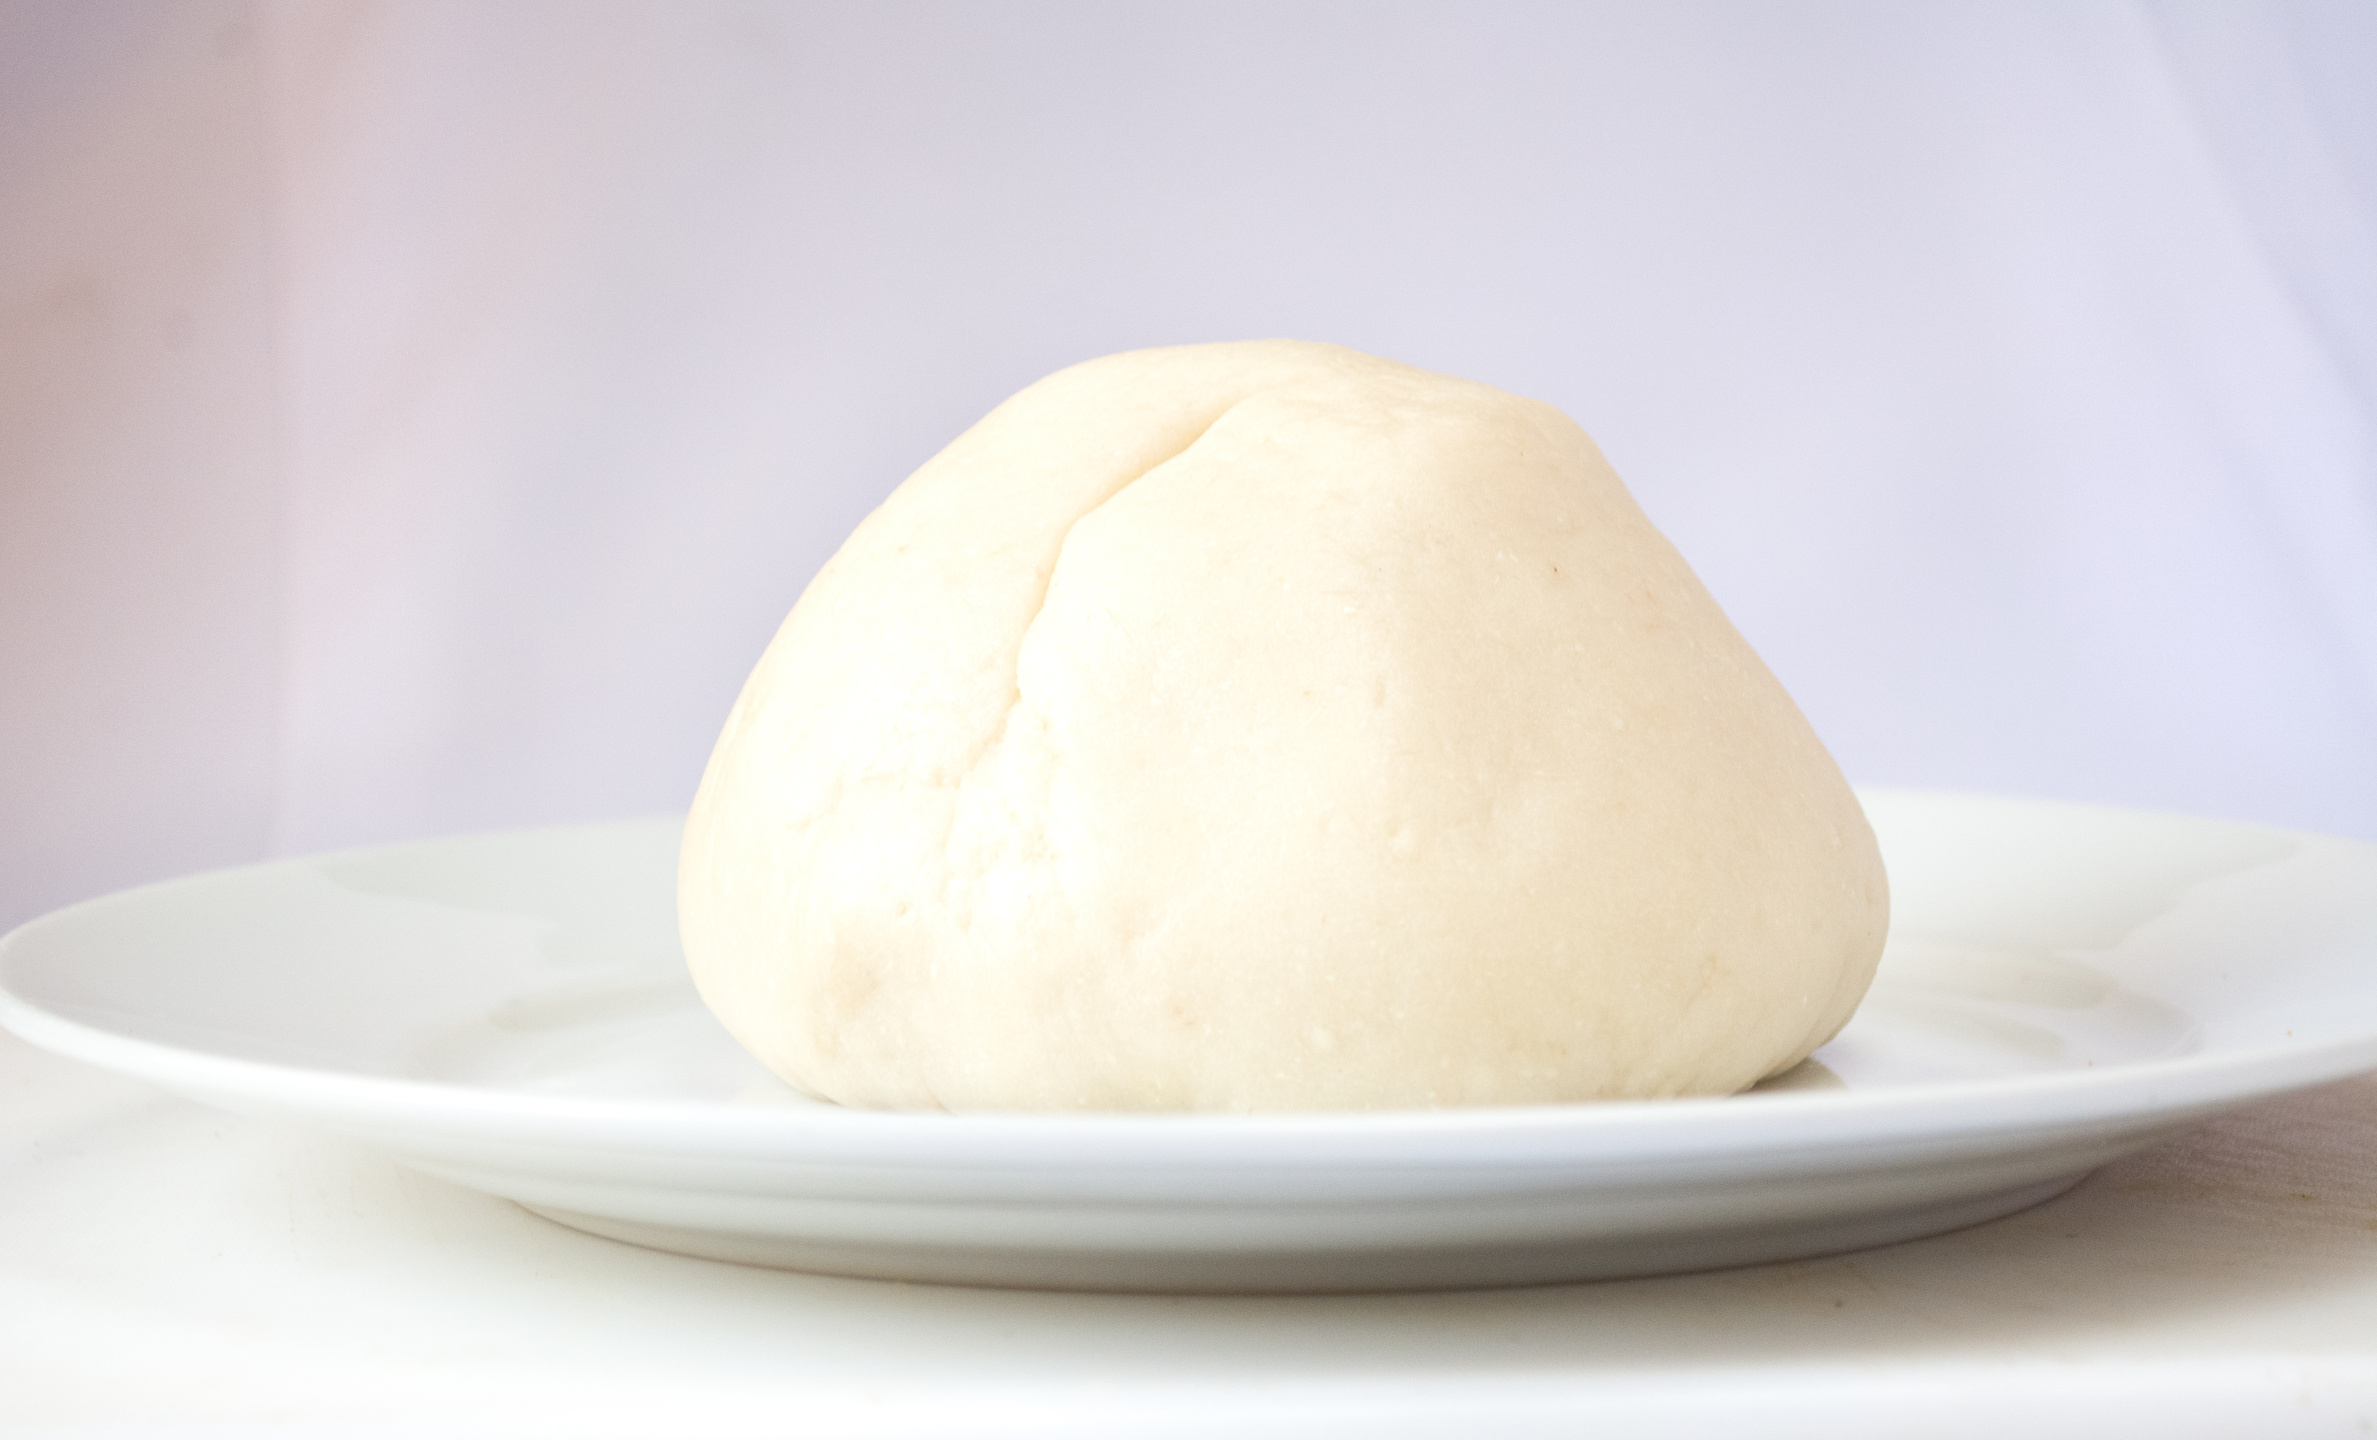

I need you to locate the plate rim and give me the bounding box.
[5,789,2376,1172]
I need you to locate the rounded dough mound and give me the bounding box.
[681,341,1887,1112]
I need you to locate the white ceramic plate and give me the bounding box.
[4,791,2374,1293]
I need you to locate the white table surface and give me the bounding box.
[5,1027,2375,1439]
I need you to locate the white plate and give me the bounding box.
[4,791,2374,1293]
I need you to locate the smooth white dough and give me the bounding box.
[680,341,1888,1111]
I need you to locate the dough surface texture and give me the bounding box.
[681,341,1887,1111]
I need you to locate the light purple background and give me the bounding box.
[4,1,2373,930]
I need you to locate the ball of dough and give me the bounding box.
[680,341,1886,1112]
